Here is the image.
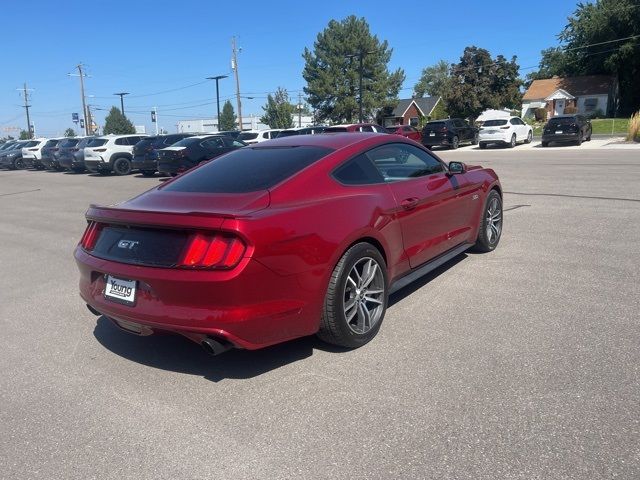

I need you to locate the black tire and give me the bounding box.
[472,190,502,253]
[541,141,549,148]
[479,143,487,150]
[16,158,25,169]
[508,134,516,148]
[576,134,582,146]
[471,133,479,145]
[317,242,388,348]
[141,170,156,177]
[113,157,132,176]
[450,136,459,150]
[525,131,533,144]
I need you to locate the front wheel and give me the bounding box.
[317,243,388,348]
[450,136,459,150]
[525,131,533,144]
[472,190,503,253]
[508,134,516,148]
[113,157,132,176]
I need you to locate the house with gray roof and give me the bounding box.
[383,97,441,127]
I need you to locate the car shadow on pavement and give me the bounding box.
[93,316,349,382]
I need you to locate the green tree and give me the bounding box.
[19,130,30,140]
[218,100,237,131]
[414,60,451,98]
[302,15,405,124]
[64,128,76,137]
[103,107,135,135]
[444,46,522,120]
[260,87,295,129]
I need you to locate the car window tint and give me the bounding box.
[333,153,385,185]
[201,138,225,149]
[164,146,333,193]
[232,140,245,147]
[115,137,128,145]
[86,138,107,147]
[366,144,444,181]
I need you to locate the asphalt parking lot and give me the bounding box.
[1,147,639,479]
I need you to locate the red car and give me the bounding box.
[386,125,422,141]
[75,133,502,355]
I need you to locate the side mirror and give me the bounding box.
[448,161,466,175]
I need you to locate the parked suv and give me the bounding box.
[237,129,281,144]
[51,137,82,170]
[0,140,33,169]
[157,135,246,176]
[21,138,49,168]
[541,114,592,147]
[479,117,533,149]
[131,134,194,176]
[421,118,478,149]
[58,136,95,172]
[84,134,148,175]
[38,138,64,170]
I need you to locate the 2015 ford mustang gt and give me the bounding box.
[75,133,502,354]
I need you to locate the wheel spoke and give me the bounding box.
[345,302,358,323]
[361,262,378,288]
[363,296,382,305]
[347,275,357,289]
[365,288,384,295]
[344,296,357,312]
[356,303,367,333]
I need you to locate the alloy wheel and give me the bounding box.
[343,257,385,335]
[485,196,503,245]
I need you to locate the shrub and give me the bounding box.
[627,110,640,142]
[588,108,605,119]
[534,108,547,122]
[563,105,577,114]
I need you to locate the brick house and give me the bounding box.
[383,97,441,127]
[522,75,618,119]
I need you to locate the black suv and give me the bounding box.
[541,114,592,147]
[157,135,247,176]
[132,134,194,176]
[421,118,478,149]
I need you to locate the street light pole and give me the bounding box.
[346,50,375,123]
[207,75,228,132]
[114,92,129,115]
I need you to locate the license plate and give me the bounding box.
[104,275,136,306]
[488,130,497,134]
[429,132,435,137]
[555,130,563,134]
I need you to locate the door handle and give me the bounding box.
[401,197,420,210]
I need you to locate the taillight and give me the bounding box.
[79,221,103,251]
[500,126,510,129]
[440,127,448,132]
[28,148,38,151]
[179,233,246,269]
[93,148,107,152]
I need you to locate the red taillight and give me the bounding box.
[440,126,448,132]
[180,233,246,269]
[80,221,103,251]
[93,148,107,152]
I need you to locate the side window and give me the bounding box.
[360,125,374,132]
[366,144,445,181]
[333,153,385,185]
[510,118,518,125]
[232,140,245,147]
[115,137,128,146]
[201,138,224,149]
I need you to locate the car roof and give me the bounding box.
[254,132,391,150]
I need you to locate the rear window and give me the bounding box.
[424,122,445,130]
[58,138,80,147]
[548,117,576,125]
[483,120,508,127]
[238,132,259,141]
[135,137,159,148]
[23,141,39,147]
[44,140,60,147]
[76,137,94,148]
[276,130,299,138]
[164,146,333,193]
[171,137,199,148]
[86,138,107,147]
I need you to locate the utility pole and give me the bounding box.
[231,36,243,131]
[18,83,33,138]
[298,93,302,127]
[114,92,129,115]
[69,64,89,135]
[346,50,374,123]
[153,107,159,135]
[207,75,228,131]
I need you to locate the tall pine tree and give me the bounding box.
[218,100,237,131]
[260,87,295,129]
[103,107,135,134]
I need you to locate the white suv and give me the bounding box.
[237,129,281,144]
[479,117,533,149]
[21,138,49,167]
[84,134,148,175]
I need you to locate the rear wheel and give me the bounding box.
[576,134,583,146]
[541,141,549,148]
[317,242,388,348]
[472,190,503,253]
[113,157,132,176]
[141,170,156,177]
[15,158,25,169]
[471,133,479,145]
[479,143,487,150]
[508,134,516,148]
[525,131,533,144]
[450,136,459,150]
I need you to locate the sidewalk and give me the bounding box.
[456,136,637,152]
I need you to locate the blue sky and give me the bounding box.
[1,0,581,137]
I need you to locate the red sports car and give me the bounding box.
[75,133,502,354]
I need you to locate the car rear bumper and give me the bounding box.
[422,136,450,147]
[59,156,86,170]
[84,158,111,172]
[479,132,511,144]
[40,156,61,169]
[74,247,321,350]
[542,133,579,143]
[132,156,157,171]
